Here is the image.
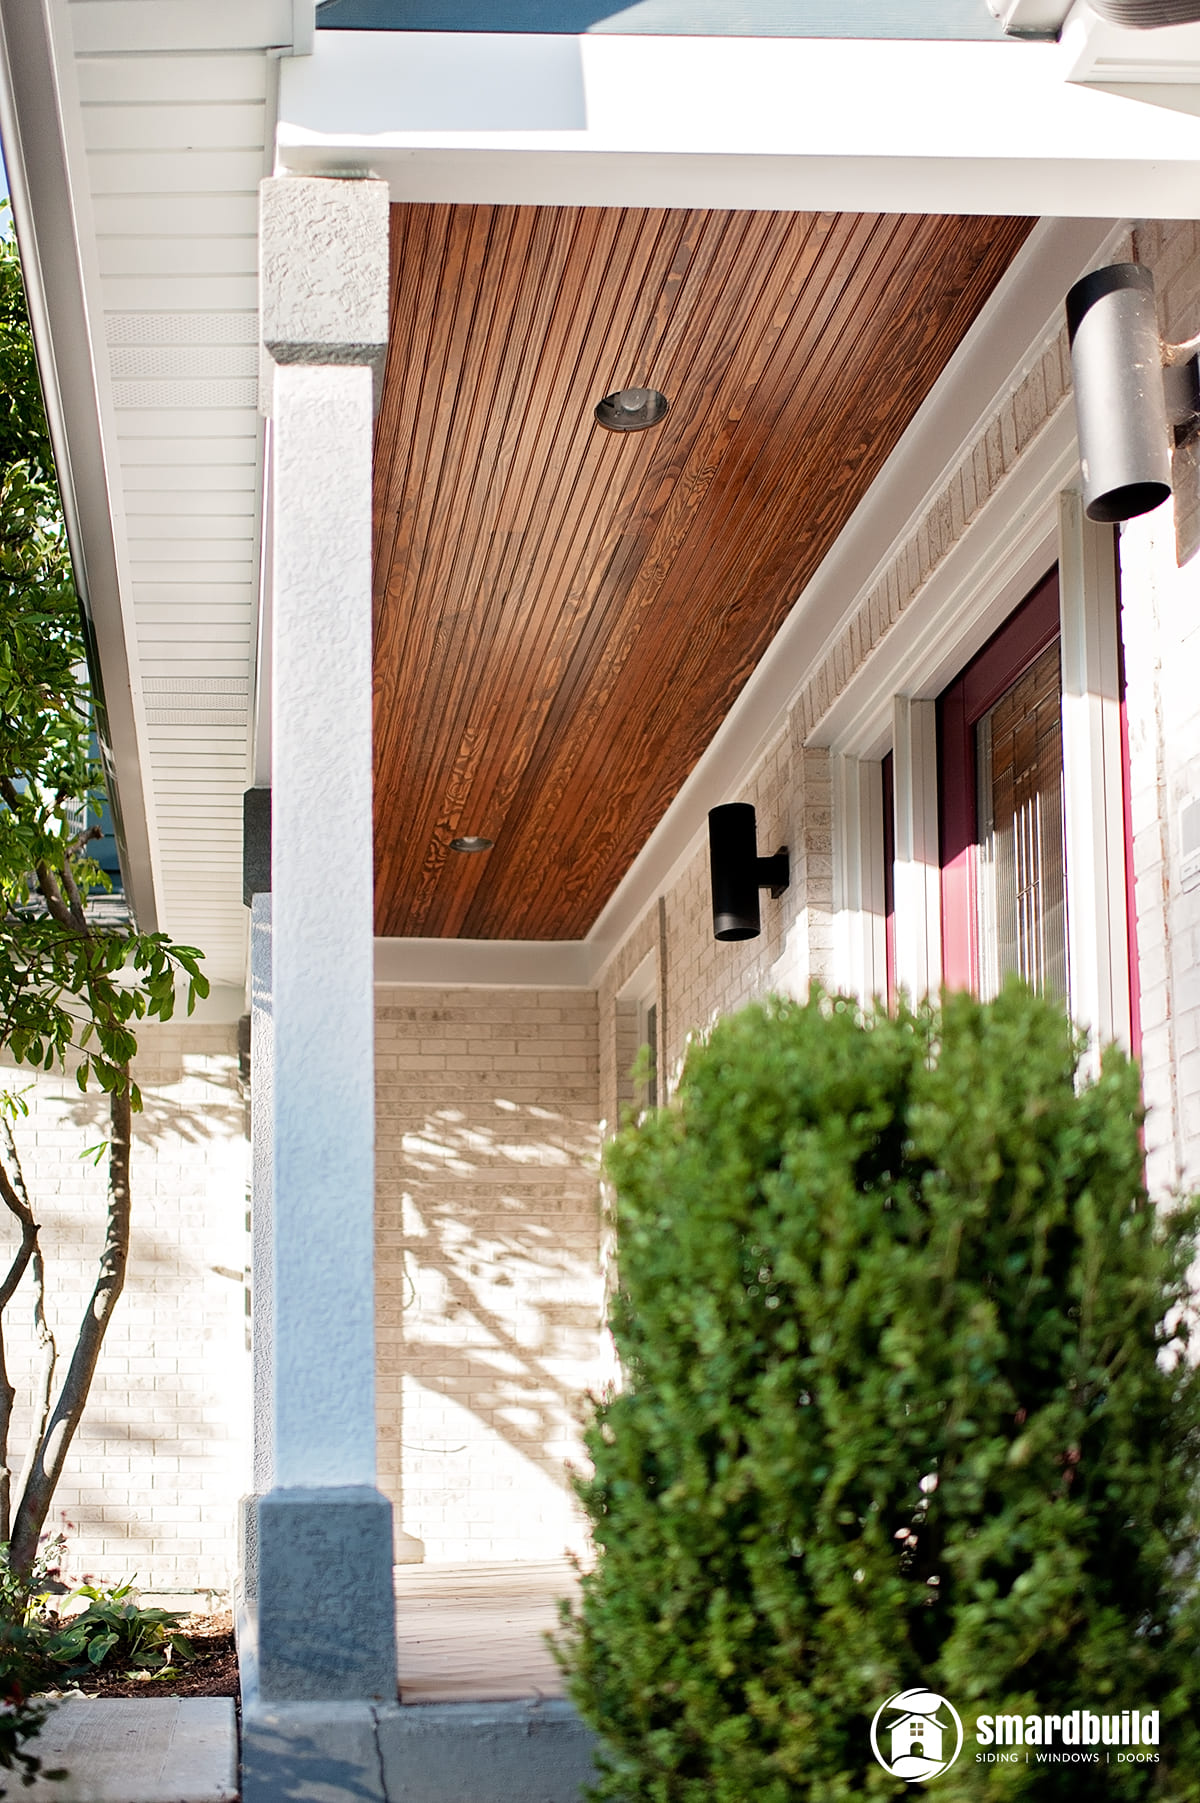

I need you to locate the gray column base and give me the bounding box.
[378,1700,597,1803]
[241,1698,596,1803]
[242,1700,386,1803]
[256,1485,397,1702]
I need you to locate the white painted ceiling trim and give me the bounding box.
[375,938,596,989]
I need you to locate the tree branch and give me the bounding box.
[32,862,76,932]
[15,1240,56,1540]
[0,1128,38,1546]
[57,851,88,935]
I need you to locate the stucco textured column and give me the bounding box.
[239,893,274,1604]
[254,175,395,1706]
[250,893,274,1499]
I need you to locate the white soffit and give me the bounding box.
[278,29,1200,216]
[1,0,303,989]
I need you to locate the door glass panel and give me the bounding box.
[975,639,1068,1002]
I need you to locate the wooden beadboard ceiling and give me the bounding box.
[372,204,1033,941]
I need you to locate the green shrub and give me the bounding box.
[558,986,1200,1800]
[38,1583,193,1681]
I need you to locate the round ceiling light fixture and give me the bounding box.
[594,386,669,433]
[449,835,494,854]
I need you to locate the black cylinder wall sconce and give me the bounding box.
[1065,262,1200,524]
[707,803,789,942]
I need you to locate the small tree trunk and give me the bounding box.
[9,1081,131,1576]
[0,1131,42,1546]
[15,1241,56,1534]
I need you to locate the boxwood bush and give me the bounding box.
[559,986,1200,1800]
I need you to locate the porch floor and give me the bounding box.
[394,1559,580,1704]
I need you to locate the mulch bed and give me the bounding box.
[51,1613,239,1700]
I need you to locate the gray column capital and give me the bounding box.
[259,176,390,414]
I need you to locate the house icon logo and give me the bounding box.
[870,1687,964,1782]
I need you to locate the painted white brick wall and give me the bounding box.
[375,988,607,1562]
[0,1022,249,1596]
[1120,222,1200,1195]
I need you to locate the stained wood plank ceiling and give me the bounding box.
[372,204,1033,941]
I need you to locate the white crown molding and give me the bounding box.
[374,937,600,989]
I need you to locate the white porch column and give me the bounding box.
[239,888,274,1603]
[255,174,395,1703]
[250,887,274,1496]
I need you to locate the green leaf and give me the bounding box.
[87,1631,118,1666]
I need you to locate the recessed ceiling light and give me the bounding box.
[594,387,669,433]
[449,836,494,853]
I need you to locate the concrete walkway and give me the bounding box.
[18,1698,237,1803]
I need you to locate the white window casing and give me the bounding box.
[1057,491,1133,1060]
[891,697,944,1002]
[831,754,887,1007]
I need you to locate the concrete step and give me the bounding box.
[18,1697,238,1803]
[241,1697,597,1803]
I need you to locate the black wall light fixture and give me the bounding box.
[1066,262,1200,523]
[708,803,789,942]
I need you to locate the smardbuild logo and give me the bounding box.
[870,1689,1162,1781]
[870,1690,964,1781]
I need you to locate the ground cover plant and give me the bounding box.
[558,986,1200,1799]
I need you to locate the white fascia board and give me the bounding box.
[0,0,160,929]
[585,216,1121,969]
[278,30,1200,217]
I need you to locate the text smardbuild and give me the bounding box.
[977,1711,1159,1751]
